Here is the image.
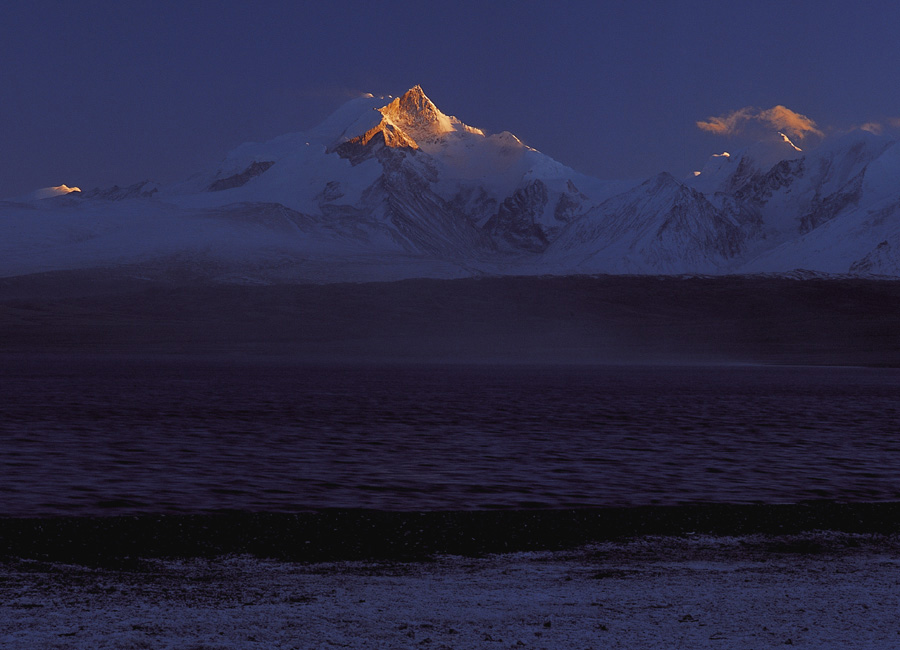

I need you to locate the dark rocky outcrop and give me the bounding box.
[484,180,551,252]
[208,161,275,192]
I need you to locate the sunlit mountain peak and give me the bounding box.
[327,85,488,160]
[379,86,485,143]
[779,131,803,152]
[31,184,82,199]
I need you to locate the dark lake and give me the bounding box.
[1,357,899,517]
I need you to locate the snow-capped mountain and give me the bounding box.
[3,86,900,281]
[2,86,624,282]
[542,172,744,274]
[161,85,616,254]
[702,129,900,274]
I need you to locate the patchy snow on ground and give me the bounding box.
[2,532,900,649]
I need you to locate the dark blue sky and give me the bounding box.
[3,0,899,197]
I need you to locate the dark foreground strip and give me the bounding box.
[2,503,899,564]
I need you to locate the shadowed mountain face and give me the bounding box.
[2,271,899,366]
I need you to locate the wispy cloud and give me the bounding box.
[859,122,884,135]
[848,118,900,135]
[697,105,823,140]
[695,108,754,136]
[299,86,374,101]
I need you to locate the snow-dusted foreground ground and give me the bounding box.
[2,533,899,649]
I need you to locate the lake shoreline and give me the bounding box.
[3,503,900,564]
[3,532,900,649]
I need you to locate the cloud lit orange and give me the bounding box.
[697,105,823,140]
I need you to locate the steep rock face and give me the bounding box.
[447,186,498,228]
[328,86,479,164]
[484,180,550,252]
[554,180,591,224]
[659,194,743,261]
[732,158,804,205]
[481,179,596,253]
[208,161,275,191]
[850,240,900,274]
[717,131,894,237]
[690,135,805,197]
[715,194,765,239]
[331,122,420,165]
[378,85,483,146]
[799,169,865,233]
[360,149,493,259]
[711,158,805,241]
[82,180,159,200]
[318,180,344,203]
[546,173,744,273]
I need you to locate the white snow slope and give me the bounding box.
[3,87,900,282]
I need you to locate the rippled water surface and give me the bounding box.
[1,357,899,516]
